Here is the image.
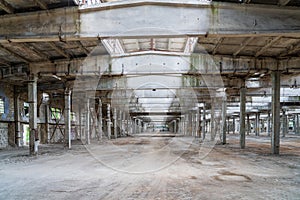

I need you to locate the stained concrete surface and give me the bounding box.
[0,133,299,200]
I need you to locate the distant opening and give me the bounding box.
[23,124,29,146]
[0,97,4,114]
[24,102,29,117]
[51,107,62,120]
[71,112,76,122]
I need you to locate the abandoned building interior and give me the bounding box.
[0,0,299,199]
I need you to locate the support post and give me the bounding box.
[195,108,199,137]
[247,114,250,135]
[107,104,111,139]
[14,88,21,147]
[240,86,246,149]
[222,98,227,144]
[295,114,300,134]
[232,117,235,134]
[79,107,82,140]
[98,99,103,140]
[64,89,71,149]
[86,98,90,144]
[28,75,38,155]
[227,117,230,135]
[45,104,50,143]
[113,108,117,139]
[174,120,177,133]
[255,113,260,136]
[267,111,271,136]
[126,114,129,135]
[282,110,287,138]
[271,71,280,154]
[210,102,215,141]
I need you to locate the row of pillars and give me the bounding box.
[82,101,140,144]
[238,71,281,154]
[170,71,283,154]
[26,74,142,155]
[25,71,285,155]
[227,111,300,137]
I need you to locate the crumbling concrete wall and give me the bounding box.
[0,84,14,147]
[0,123,8,148]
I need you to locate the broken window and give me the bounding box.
[0,97,4,114]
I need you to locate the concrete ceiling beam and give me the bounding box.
[34,0,48,10]
[0,0,14,14]
[0,44,31,63]
[48,42,70,58]
[278,0,291,6]
[27,54,300,77]
[1,3,300,42]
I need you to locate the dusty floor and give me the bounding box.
[0,133,299,200]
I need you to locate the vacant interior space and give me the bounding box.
[0,0,299,199]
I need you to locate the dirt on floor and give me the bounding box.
[0,133,299,200]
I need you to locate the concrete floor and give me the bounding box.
[0,133,299,200]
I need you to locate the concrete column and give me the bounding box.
[86,98,90,144]
[240,86,246,149]
[113,108,117,139]
[267,111,271,136]
[64,89,71,149]
[185,115,188,135]
[191,113,195,136]
[222,98,227,145]
[14,89,21,147]
[45,104,50,143]
[28,75,38,155]
[271,71,280,154]
[98,99,103,140]
[202,105,206,140]
[294,115,296,133]
[182,116,186,135]
[282,110,287,138]
[78,107,82,140]
[140,120,143,133]
[210,102,215,141]
[132,118,135,134]
[126,114,129,135]
[135,119,138,134]
[295,114,299,134]
[174,120,177,133]
[232,117,235,134]
[121,111,125,136]
[247,114,250,135]
[196,108,200,137]
[227,117,230,135]
[107,104,111,139]
[255,113,260,136]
